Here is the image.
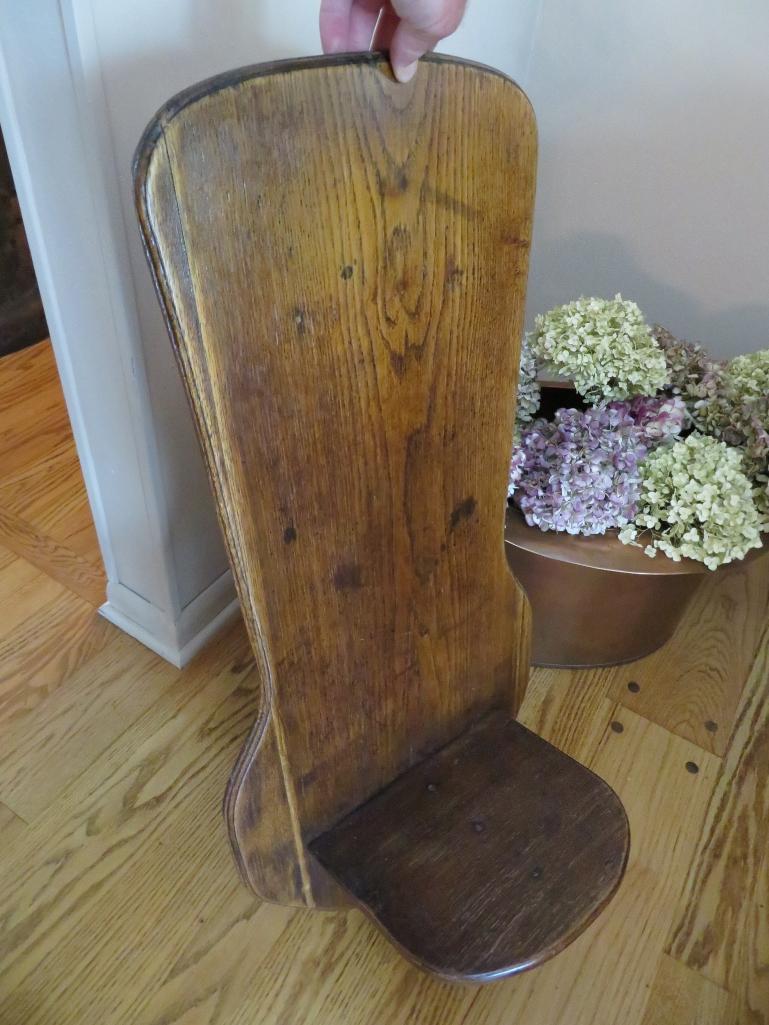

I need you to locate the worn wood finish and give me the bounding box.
[311,711,629,981]
[134,53,538,914]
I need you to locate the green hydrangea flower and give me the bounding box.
[515,335,541,435]
[531,295,669,402]
[726,349,769,403]
[619,434,763,570]
[692,350,769,525]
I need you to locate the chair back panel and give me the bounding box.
[135,53,536,904]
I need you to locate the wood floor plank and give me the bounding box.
[455,709,721,1025]
[0,602,765,1024]
[521,664,620,763]
[0,625,257,1025]
[0,446,103,562]
[608,557,769,755]
[0,402,71,480]
[0,505,105,606]
[142,902,467,1025]
[0,340,103,570]
[666,628,769,1022]
[0,545,16,573]
[0,563,67,640]
[122,704,721,1025]
[0,590,114,726]
[639,954,738,1025]
[0,550,40,608]
[0,630,179,821]
[0,443,88,533]
[0,800,28,845]
[0,339,58,411]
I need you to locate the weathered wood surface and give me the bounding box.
[311,711,628,982]
[134,53,537,909]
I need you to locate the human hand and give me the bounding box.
[319,0,468,83]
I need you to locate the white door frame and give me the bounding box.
[0,0,238,665]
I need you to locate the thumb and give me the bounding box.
[387,2,466,82]
[387,20,439,82]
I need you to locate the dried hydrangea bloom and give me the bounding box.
[507,397,684,536]
[652,325,723,417]
[727,349,769,403]
[619,434,763,569]
[610,394,687,443]
[515,335,541,433]
[691,350,769,522]
[530,295,669,403]
[740,397,769,526]
[756,479,769,528]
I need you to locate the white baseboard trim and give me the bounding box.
[100,571,241,668]
[100,599,186,667]
[176,595,242,667]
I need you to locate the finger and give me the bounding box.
[387,0,466,80]
[319,0,354,53]
[387,20,441,82]
[348,0,386,50]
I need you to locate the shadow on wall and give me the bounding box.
[526,230,769,357]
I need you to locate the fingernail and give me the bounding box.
[394,60,418,83]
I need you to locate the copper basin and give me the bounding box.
[504,506,767,668]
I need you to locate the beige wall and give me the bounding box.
[523,0,769,357]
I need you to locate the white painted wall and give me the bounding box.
[523,0,769,357]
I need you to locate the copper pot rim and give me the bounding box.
[504,505,769,578]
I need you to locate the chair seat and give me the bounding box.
[310,711,629,982]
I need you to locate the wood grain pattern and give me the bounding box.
[0,444,102,563]
[0,341,110,730]
[0,340,105,577]
[458,709,721,1025]
[0,624,259,1025]
[0,588,112,726]
[311,711,628,981]
[0,799,27,841]
[0,505,104,606]
[134,53,537,910]
[0,629,176,821]
[667,625,769,1021]
[639,954,738,1025]
[0,529,767,1021]
[609,557,769,755]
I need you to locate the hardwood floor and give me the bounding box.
[1,339,768,1023]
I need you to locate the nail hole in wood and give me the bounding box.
[686,761,699,774]
[426,783,437,792]
[704,720,718,733]
[610,721,624,734]
[627,681,640,693]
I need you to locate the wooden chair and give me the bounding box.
[134,52,629,983]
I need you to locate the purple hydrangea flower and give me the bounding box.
[609,394,687,442]
[508,396,686,535]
